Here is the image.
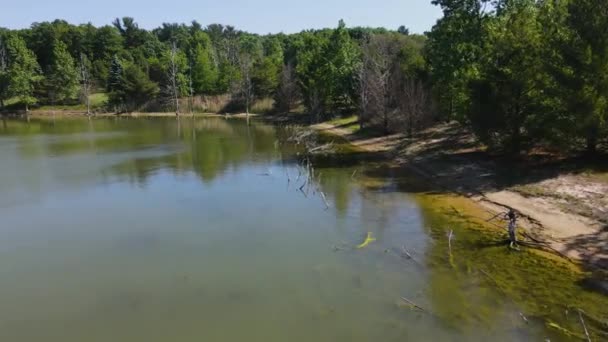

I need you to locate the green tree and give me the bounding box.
[426,0,492,121]
[546,0,608,154]
[295,21,360,122]
[252,37,283,98]
[107,54,126,110]
[123,62,159,110]
[5,33,42,112]
[191,43,218,94]
[468,0,548,153]
[0,31,9,109]
[325,19,360,111]
[46,40,79,104]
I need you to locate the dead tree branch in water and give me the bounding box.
[401,245,420,265]
[320,191,330,210]
[400,296,425,312]
[579,309,592,342]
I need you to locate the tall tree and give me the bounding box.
[169,41,180,114]
[191,42,218,94]
[79,53,92,115]
[547,0,608,154]
[238,51,254,116]
[5,34,42,112]
[0,32,9,109]
[46,40,79,104]
[468,0,547,153]
[107,54,126,111]
[426,0,492,121]
[274,61,299,113]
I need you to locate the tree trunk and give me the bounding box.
[586,135,598,155]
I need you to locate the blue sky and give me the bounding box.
[1,0,442,34]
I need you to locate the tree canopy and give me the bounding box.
[0,4,605,154]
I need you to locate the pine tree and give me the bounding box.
[107,54,126,111]
[5,34,42,112]
[123,63,158,110]
[46,40,79,104]
[551,0,608,154]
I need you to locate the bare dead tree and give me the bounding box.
[359,34,433,135]
[79,53,92,116]
[309,88,323,124]
[400,78,431,137]
[169,41,180,116]
[238,52,254,119]
[188,57,194,114]
[357,59,371,129]
[359,34,402,134]
[275,61,299,113]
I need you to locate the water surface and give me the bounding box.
[0,117,606,341]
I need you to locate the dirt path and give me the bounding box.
[313,121,608,269]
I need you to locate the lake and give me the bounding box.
[0,117,606,341]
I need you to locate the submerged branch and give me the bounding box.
[400,296,425,312]
[579,310,592,342]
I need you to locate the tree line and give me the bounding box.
[0,0,606,155]
[427,0,607,154]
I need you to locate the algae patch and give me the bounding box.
[414,192,608,341]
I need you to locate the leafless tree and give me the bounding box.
[400,78,431,137]
[79,53,92,116]
[359,34,432,135]
[169,41,180,116]
[188,58,194,114]
[275,61,299,113]
[309,89,323,124]
[359,34,401,133]
[238,52,254,119]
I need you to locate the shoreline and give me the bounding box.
[311,120,608,272]
[2,110,258,119]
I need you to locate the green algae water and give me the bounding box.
[0,117,606,341]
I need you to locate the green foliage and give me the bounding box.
[0,31,9,108]
[426,0,607,154]
[123,62,159,110]
[426,0,491,121]
[106,54,159,112]
[191,42,219,94]
[107,54,125,108]
[4,33,42,111]
[543,0,608,153]
[46,40,79,104]
[4,12,603,155]
[468,0,548,152]
[295,20,361,121]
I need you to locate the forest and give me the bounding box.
[0,0,606,155]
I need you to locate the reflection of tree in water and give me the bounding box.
[107,119,281,185]
[315,168,353,217]
[1,118,285,187]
